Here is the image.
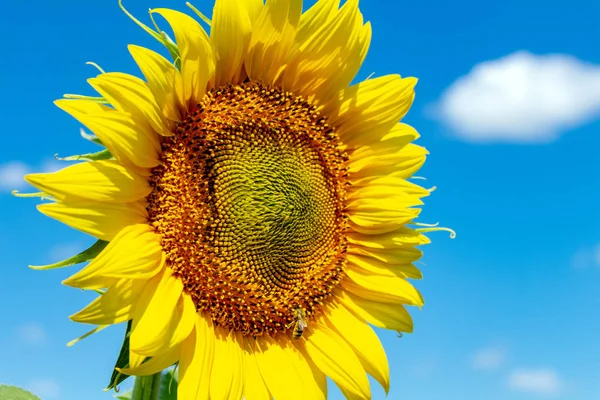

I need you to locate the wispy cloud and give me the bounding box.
[507,368,563,397]
[0,161,30,191]
[571,244,600,269]
[471,346,507,370]
[15,322,47,345]
[430,51,600,143]
[26,379,60,399]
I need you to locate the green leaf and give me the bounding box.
[106,321,133,392]
[55,148,113,162]
[158,369,178,400]
[0,385,41,400]
[113,389,132,400]
[29,239,108,271]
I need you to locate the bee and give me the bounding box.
[288,307,308,340]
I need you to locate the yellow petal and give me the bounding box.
[283,0,371,105]
[62,225,162,289]
[349,124,419,172]
[119,343,180,376]
[242,338,271,400]
[324,302,390,394]
[128,350,147,371]
[254,335,307,400]
[303,319,370,399]
[299,345,328,400]
[128,44,184,123]
[347,245,422,265]
[347,228,430,249]
[332,75,417,147]
[210,327,244,400]
[337,290,414,333]
[246,0,302,84]
[347,196,424,216]
[349,143,429,182]
[151,8,214,110]
[70,279,145,324]
[211,0,253,86]
[169,293,196,348]
[390,143,429,179]
[343,269,424,307]
[37,201,147,241]
[351,154,430,188]
[347,253,423,280]
[349,176,430,201]
[127,274,163,369]
[88,72,172,137]
[179,312,215,400]
[25,160,150,204]
[295,0,340,45]
[54,99,160,172]
[349,208,421,235]
[130,269,183,355]
[280,337,327,400]
[245,0,264,24]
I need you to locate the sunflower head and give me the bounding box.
[21,0,453,398]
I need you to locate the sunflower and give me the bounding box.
[23,0,452,398]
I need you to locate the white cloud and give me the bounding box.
[27,379,60,399]
[0,161,30,191]
[432,51,600,143]
[507,368,563,397]
[472,346,507,370]
[16,322,47,345]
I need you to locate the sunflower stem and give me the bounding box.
[131,372,162,400]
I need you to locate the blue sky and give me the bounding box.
[1,0,599,399]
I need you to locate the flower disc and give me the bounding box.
[147,82,349,336]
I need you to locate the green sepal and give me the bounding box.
[119,0,181,69]
[55,148,113,162]
[106,321,133,392]
[63,93,109,103]
[29,239,108,271]
[414,226,456,238]
[160,31,181,70]
[11,190,52,200]
[0,385,41,400]
[67,325,108,347]
[185,2,212,27]
[80,128,104,146]
[86,61,106,74]
[158,369,178,400]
